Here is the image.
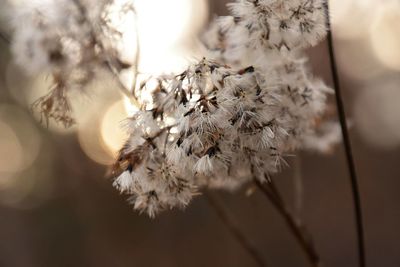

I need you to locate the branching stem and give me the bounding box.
[254,178,321,267]
[205,192,268,267]
[71,0,140,107]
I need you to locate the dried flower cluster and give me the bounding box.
[10,0,336,217]
[10,0,134,126]
[112,0,333,217]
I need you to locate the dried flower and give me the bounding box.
[10,0,134,127]
[9,0,337,217]
[114,54,330,216]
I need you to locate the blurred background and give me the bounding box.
[0,0,400,266]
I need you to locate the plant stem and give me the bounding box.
[325,2,366,267]
[293,156,304,221]
[254,179,320,267]
[131,9,140,97]
[0,32,10,44]
[205,192,268,267]
[71,0,140,107]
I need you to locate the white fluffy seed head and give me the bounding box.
[8,0,333,217]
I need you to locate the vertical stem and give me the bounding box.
[255,179,320,267]
[131,9,140,97]
[325,2,366,267]
[205,192,268,267]
[293,156,303,221]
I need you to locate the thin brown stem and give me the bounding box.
[0,31,10,44]
[205,192,268,267]
[324,2,366,267]
[293,156,304,221]
[254,179,320,267]
[71,0,139,107]
[105,60,140,107]
[131,10,140,97]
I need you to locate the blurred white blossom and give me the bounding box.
[10,0,133,126]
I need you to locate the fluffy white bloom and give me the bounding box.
[109,0,332,217]
[10,0,133,127]
[204,0,327,67]
[11,0,109,75]
[302,121,342,153]
[113,170,134,193]
[194,155,214,175]
[227,0,327,49]
[9,0,335,217]
[113,55,331,216]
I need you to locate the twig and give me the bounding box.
[254,179,321,267]
[0,31,10,44]
[71,0,139,107]
[293,156,303,221]
[105,60,140,107]
[131,10,140,97]
[324,2,366,267]
[205,192,268,267]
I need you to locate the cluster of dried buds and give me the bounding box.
[10,0,336,217]
[10,0,134,126]
[111,0,334,217]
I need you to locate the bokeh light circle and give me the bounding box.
[354,77,400,149]
[370,2,400,71]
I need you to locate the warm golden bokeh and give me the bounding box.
[100,100,129,155]
[370,2,400,71]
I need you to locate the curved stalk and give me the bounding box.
[254,178,321,267]
[205,192,268,267]
[324,2,366,267]
[0,32,10,44]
